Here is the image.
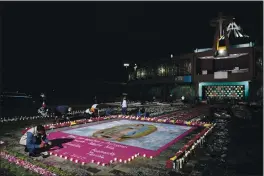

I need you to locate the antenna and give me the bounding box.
[210,12,228,37]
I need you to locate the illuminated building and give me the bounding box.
[194,13,262,100]
[126,55,194,101]
[126,13,262,101]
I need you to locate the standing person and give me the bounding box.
[121,97,127,115]
[19,125,52,157]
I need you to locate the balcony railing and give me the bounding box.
[195,71,252,82]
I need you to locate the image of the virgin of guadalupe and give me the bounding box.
[92,124,157,142]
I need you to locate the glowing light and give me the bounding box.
[124,63,129,67]
[218,49,225,55]
[141,71,145,77]
[159,67,165,75]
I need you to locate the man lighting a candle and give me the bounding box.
[19,125,52,157]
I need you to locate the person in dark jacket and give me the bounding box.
[54,105,71,122]
[19,125,51,157]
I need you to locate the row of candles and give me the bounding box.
[0,111,84,123]
[22,115,212,135]
[167,124,215,170]
[19,115,213,168]
[48,151,153,166]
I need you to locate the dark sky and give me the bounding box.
[1,1,263,93]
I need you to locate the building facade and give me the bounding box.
[194,14,262,100]
[126,54,194,101]
[126,14,262,101]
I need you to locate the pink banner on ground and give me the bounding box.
[47,127,195,165]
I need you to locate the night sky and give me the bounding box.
[1,1,263,95]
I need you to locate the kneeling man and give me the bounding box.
[20,125,52,157]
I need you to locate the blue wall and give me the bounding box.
[184,76,192,83]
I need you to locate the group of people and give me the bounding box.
[23,96,129,158]
[136,107,150,117]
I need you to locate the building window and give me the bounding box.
[141,69,146,79]
[158,66,166,76]
[184,61,192,74]
[136,70,141,79]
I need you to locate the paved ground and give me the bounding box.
[0,119,204,176]
[1,104,262,176]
